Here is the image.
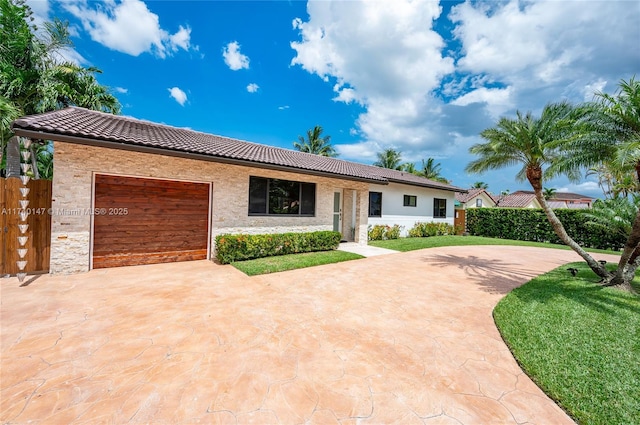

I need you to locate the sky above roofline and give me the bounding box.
[27,0,640,198]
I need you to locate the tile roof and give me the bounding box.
[512,190,593,201]
[12,107,462,192]
[455,188,489,203]
[495,192,540,208]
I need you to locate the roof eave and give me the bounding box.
[12,128,388,185]
[384,177,465,193]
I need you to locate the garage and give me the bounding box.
[92,174,211,269]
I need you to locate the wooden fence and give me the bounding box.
[0,178,52,275]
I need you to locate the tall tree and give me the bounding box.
[466,101,610,282]
[557,77,640,289]
[420,157,450,183]
[373,148,403,170]
[472,181,489,189]
[0,0,120,176]
[293,125,338,157]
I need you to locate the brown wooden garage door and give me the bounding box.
[93,174,210,269]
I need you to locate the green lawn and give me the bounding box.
[232,250,364,276]
[494,263,640,425]
[370,235,620,255]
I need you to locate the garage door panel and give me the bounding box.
[92,249,208,269]
[93,174,210,268]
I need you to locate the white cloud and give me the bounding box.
[582,79,607,102]
[451,86,513,119]
[115,87,128,94]
[62,0,192,58]
[26,0,49,23]
[290,0,638,197]
[450,0,638,96]
[291,0,455,153]
[278,105,290,110]
[223,41,250,70]
[169,25,192,52]
[168,87,187,106]
[335,141,381,163]
[246,83,259,93]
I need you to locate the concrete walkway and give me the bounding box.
[1,246,619,424]
[337,242,399,257]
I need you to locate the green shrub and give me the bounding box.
[466,208,624,251]
[408,222,456,237]
[215,230,341,264]
[367,224,402,241]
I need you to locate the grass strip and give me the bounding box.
[232,250,364,276]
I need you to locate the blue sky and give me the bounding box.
[29,0,640,197]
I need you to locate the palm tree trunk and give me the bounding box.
[527,166,610,279]
[608,162,640,289]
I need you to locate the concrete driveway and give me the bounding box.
[1,246,618,424]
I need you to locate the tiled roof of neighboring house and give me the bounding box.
[513,190,593,201]
[455,188,485,203]
[495,192,539,208]
[12,107,463,192]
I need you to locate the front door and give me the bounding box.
[333,191,342,234]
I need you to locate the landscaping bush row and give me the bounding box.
[368,222,458,240]
[466,208,624,251]
[368,224,402,241]
[408,222,458,237]
[215,231,341,264]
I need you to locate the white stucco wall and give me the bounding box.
[367,182,456,236]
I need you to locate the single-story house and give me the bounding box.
[455,188,496,209]
[11,107,463,274]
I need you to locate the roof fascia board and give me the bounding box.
[13,128,387,185]
[385,177,463,193]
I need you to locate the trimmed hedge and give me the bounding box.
[215,230,341,264]
[466,208,624,251]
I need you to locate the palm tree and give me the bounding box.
[472,181,489,189]
[293,125,338,157]
[466,101,609,280]
[1,0,121,177]
[561,77,640,289]
[420,157,450,183]
[543,187,557,200]
[585,196,639,240]
[585,196,640,286]
[373,148,403,170]
[401,162,418,174]
[0,95,21,165]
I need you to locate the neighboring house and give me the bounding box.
[495,192,542,208]
[512,190,593,209]
[11,107,463,274]
[455,188,496,209]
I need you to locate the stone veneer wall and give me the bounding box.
[50,141,369,274]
